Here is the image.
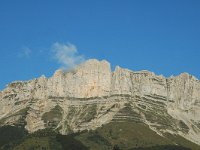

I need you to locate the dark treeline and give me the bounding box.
[0,126,194,150]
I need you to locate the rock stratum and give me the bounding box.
[0,59,200,146]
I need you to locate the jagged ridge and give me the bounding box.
[0,59,200,146]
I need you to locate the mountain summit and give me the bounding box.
[0,59,200,148]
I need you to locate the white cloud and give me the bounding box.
[52,42,85,70]
[18,47,31,58]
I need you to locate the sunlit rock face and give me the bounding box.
[0,59,200,145]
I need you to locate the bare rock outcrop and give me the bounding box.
[0,59,200,145]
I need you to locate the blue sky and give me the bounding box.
[0,0,200,90]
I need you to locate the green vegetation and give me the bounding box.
[66,106,76,120]
[0,121,199,150]
[14,137,53,150]
[42,105,63,128]
[67,104,97,123]
[80,122,173,150]
[83,104,97,122]
[0,126,87,150]
[73,121,199,150]
[0,108,28,126]
[0,125,27,150]
[164,133,200,150]
[128,145,191,150]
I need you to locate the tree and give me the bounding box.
[113,144,120,150]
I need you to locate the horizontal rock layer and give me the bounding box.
[0,59,200,145]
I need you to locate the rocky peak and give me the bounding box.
[0,59,200,145]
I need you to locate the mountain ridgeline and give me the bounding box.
[0,59,200,150]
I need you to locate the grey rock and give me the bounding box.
[0,59,200,145]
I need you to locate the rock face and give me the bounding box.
[0,59,200,145]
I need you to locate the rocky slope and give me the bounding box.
[0,59,200,146]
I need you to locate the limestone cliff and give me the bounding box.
[0,59,200,145]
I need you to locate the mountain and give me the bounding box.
[0,59,200,150]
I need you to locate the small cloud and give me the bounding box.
[18,47,31,58]
[52,42,85,70]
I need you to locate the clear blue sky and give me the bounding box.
[0,0,200,90]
